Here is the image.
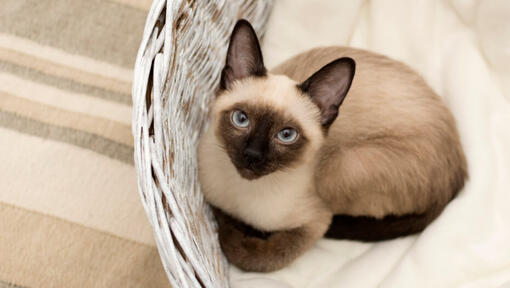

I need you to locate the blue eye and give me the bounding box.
[232,110,249,128]
[277,128,298,143]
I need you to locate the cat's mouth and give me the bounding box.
[230,157,272,180]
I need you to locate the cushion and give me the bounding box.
[0,0,168,287]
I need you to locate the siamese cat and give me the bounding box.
[198,20,467,272]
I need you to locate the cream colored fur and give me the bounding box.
[199,75,329,231]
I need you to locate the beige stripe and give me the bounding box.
[109,0,153,11]
[0,46,132,95]
[0,203,167,288]
[0,92,132,146]
[0,34,133,82]
[0,73,131,125]
[0,127,151,243]
[0,33,132,80]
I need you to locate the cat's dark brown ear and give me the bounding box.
[298,57,355,128]
[220,19,266,90]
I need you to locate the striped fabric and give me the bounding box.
[0,0,169,287]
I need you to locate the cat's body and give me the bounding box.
[276,46,466,219]
[198,20,467,272]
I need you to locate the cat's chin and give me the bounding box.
[236,167,266,180]
[233,164,277,181]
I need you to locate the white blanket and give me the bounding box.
[231,1,510,287]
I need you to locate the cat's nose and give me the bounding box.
[243,148,263,164]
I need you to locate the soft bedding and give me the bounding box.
[0,0,166,287]
[231,1,510,287]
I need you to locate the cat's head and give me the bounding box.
[210,20,355,180]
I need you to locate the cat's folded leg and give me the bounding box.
[213,207,331,272]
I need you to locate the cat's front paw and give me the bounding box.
[212,207,299,272]
[219,232,276,272]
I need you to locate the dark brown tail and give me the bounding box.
[324,207,442,241]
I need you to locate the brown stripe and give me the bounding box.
[0,0,147,68]
[0,73,131,126]
[0,281,26,288]
[0,60,131,104]
[0,110,134,165]
[0,48,132,96]
[0,203,168,288]
[0,92,133,147]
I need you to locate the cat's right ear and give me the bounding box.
[220,19,266,91]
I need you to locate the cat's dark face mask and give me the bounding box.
[216,20,354,180]
[216,103,308,180]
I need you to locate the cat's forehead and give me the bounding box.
[229,75,301,107]
[214,74,320,128]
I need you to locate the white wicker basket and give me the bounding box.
[131,1,273,287]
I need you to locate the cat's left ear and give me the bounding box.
[298,57,355,128]
[220,19,266,90]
